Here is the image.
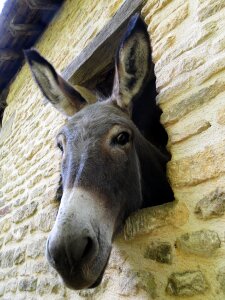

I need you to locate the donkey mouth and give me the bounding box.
[60,253,110,290]
[46,238,112,290]
[88,252,111,289]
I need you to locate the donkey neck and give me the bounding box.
[135,132,174,208]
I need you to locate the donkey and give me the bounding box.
[25,14,173,290]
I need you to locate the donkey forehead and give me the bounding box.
[59,102,135,138]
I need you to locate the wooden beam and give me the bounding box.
[63,0,145,85]
[0,49,21,61]
[26,0,62,10]
[10,18,43,37]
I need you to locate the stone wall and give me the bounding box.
[1,0,225,299]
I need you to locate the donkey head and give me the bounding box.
[25,14,173,290]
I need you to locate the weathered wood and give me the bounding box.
[26,0,62,10]
[63,0,145,85]
[10,18,43,37]
[0,49,21,61]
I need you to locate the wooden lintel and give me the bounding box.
[26,0,62,10]
[63,0,144,85]
[10,18,43,37]
[0,49,21,61]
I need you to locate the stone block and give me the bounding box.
[142,0,172,17]
[25,142,43,160]
[151,3,188,44]
[117,270,156,298]
[4,233,13,245]
[0,285,4,296]
[144,241,172,264]
[32,261,50,274]
[0,215,11,233]
[37,209,58,233]
[6,267,17,279]
[155,21,217,79]
[12,201,38,224]
[217,266,225,294]
[0,249,15,268]
[14,246,26,265]
[161,79,225,125]
[124,202,188,240]
[30,184,46,200]
[211,33,225,54]
[18,277,37,292]
[141,0,158,17]
[195,188,225,219]
[5,279,17,293]
[13,193,28,207]
[27,238,46,259]
[0,237,4,249]
[197,0,225,22]
[0,272,5,281]
[151,35,175,62]
[27,174,43,189]
[0,113,15,146]
[166,271,208,296]
[118,270,138,297]
[195,52,225,85]
[37,278,65,296]
[0,205,11,218]
[0,196,4,208]
[13,225,29,242]
[168,140,225,187]
[176,230,221,256]
[169,120,211,144]
[157,54,205,89]
[217,105,225,125]
[136,271,157,299]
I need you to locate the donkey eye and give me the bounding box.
[57,142,63,152]
[114,132,130,146]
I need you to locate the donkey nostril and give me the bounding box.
[82,237,93,259]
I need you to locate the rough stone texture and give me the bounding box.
[197,0,225,22]
[1,0,225,299]
[12,201,38,224]
[0,249,15,268]
[151,2,189,44]
[144,241,172,264]
[18,278,37,292]
[217,105,225,125]
[114,269,157,298]
[161,79,225,125]
[14,246,26,265]
[13,225,29,242]
[36,278,65,296]
[168,140,225,187]
[0,286,4,296]
[176,230,221,256]
[27,238,46,259]
[169,119,211,145]
[124,201,189,240]
[166,271,208,296]
[217,266,225,295]
[195,188,225,219]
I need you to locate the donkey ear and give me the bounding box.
[24,49,87,116]
[112,14,152,112]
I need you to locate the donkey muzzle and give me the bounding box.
[46,188,113,289]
